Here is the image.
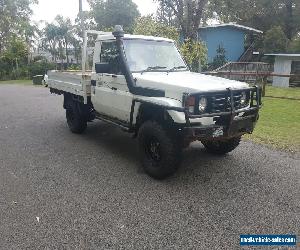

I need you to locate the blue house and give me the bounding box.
[198,23,263,63]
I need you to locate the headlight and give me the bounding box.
[199,97,207,112]
[240,91,248,106]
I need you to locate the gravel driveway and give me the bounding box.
[0,84,299,249]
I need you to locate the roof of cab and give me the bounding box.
[96,33,174,43]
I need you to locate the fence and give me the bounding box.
[204,62,300,96]
[211,62,273,82]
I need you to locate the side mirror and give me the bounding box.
[95,62,110,73]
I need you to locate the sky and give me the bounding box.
[32,0,158,24]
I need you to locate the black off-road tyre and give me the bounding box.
[138,121,182,179]
[66,100,87,134]
[202,136,241,155]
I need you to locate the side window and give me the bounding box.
[100,41,123,75]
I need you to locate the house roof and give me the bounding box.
[198,23,263,34]
[265,54,300,57]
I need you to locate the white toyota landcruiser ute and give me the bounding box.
[46,26,261,179]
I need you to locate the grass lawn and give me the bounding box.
[0,79,33,85]
[264,85,300,99]
[246,94,300,152]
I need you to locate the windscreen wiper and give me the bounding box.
[167,66,188,73]
[141,66,167,74]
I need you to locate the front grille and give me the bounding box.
[185,87,260,117]
[211,94,229,113]
[209,91,249,113]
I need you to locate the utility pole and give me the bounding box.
[79,0,86,72]
[79,0,84,37]
[79,0,89,104]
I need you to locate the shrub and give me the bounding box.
[209,45,227,70]
[28,61,56,78]
[180,39,207,72]
[68,64,81,70]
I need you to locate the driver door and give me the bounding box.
[91,40,133,123]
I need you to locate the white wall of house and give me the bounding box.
[273,56,291,87]
[272,55,300,88]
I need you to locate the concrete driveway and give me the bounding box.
[0,84,299,249]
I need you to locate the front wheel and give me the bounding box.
[138,121,182,179]
[202,136,241,155]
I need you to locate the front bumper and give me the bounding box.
[181,86,262,141]
[183,109,259,141]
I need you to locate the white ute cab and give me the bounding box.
[46,26,262,179]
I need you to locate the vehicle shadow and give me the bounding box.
[83,121,139,164]
[82,120,232,181]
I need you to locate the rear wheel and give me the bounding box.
[202,136,241,155]
[65,100,87,134]
[138,121,182,179]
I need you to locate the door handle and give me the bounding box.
[111,87,117,91]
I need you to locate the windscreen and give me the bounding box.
[123,39,187,72]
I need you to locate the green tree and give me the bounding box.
[75,10,96,37]
[23,22,41,63]
[155,0,209,39]
[55,15,73,67]
[133,16,179,41]
[88,0,140,32]
[180,39,207,72]
[44,23,60,63]
[209,0,300,40]
[1,37,28,79]
[72,11,97,65]
[263,26,288,53]
[0,0,38,53]
[210,45,227,70]
[156,1,177,27]
[69,36,82,64]
[0,0,38,80]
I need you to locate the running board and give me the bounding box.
[95,112,131,132]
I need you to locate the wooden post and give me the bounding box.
[262,76,267,97]
[255,64,259,85]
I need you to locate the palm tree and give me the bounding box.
[55,15,73,68]
[44,23,59,64]
[23,22,41,64]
